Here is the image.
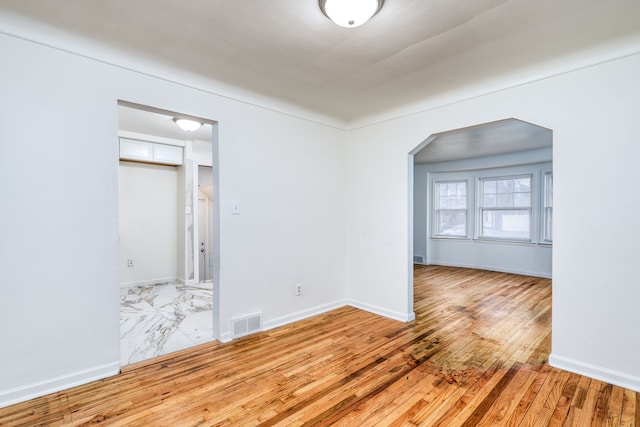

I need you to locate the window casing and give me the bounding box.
[434,180,467,237]
[543,171,553,242]
[478,175,532,241]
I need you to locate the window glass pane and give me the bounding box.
[514,178,530,192]
[481,209,530,240]
[438,182,454,209]
[483,194,496,207]
[544,207,553,242]
[497,179,513,193]
[437,210,466,236]
[497,193,514,207]
[434,180,467,237]
[543,172,553,242]
[484,180,496,194]
[439,196,448,209]
[481,176,531,208]
[544,173,553,207]
[514,192,530,207]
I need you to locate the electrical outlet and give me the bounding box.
[295,283,303,296]
[127,258,134,267]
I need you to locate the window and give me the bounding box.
[479,175,531,240]
[543,172,553,242]
[434,180,467,237]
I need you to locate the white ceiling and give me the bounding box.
[2,0,640,125]
[414,119,551,164]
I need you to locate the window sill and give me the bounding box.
[473,238,535,246]
[431,235,470,241]
[431,236,552,247]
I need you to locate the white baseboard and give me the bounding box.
[0,361,120,409]
[120,276,178,288]
[347,299,415,322]
[219,299,415,343]
[549,353,640,393]
[262,300,348,333]
[428,260,552,279]
[218,331,233,343]
[218,300,347,343]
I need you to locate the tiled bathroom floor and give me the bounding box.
[120,281,214,365]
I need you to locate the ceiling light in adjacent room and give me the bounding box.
[173,118,202,132]
[319,0,384,28]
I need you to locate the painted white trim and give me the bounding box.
[347,299,416,323]
[219,299,415,343]
[218,301,346,343]
[120,276,178,289]
[0,361,120,409]
[550,354,640,393]
[263,301,348,333]
[407,154,417,324]
[218,331,233,343]
[426,260,551,279]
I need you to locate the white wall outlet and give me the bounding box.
[127,258,134,267]
[295,283,303,296]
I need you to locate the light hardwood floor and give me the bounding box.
[1,265,638,426]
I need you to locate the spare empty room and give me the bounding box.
[1,0,640,424]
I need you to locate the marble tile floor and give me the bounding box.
[120,281,215,366]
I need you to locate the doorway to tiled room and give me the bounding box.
[117,101,219,366]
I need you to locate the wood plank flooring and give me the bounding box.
[1,265,638,426]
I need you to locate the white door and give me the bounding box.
[198,197,211,282]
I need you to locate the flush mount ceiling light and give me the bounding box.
[319,0,384,28]
[173,118,202,132]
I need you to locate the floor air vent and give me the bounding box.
[414,255,424,263]
[232,313,262,338]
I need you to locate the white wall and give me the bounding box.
[193,139,213,167]
[119,161,178,286]
[346,48,640,392]
[414,150,552,278]
[0,24,347,406]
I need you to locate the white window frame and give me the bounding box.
[433,180,468,238]
[477,174,533,242]
[542,171,553,243]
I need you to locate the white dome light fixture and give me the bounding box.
[319,0,384,28]
[173,118,202,132]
